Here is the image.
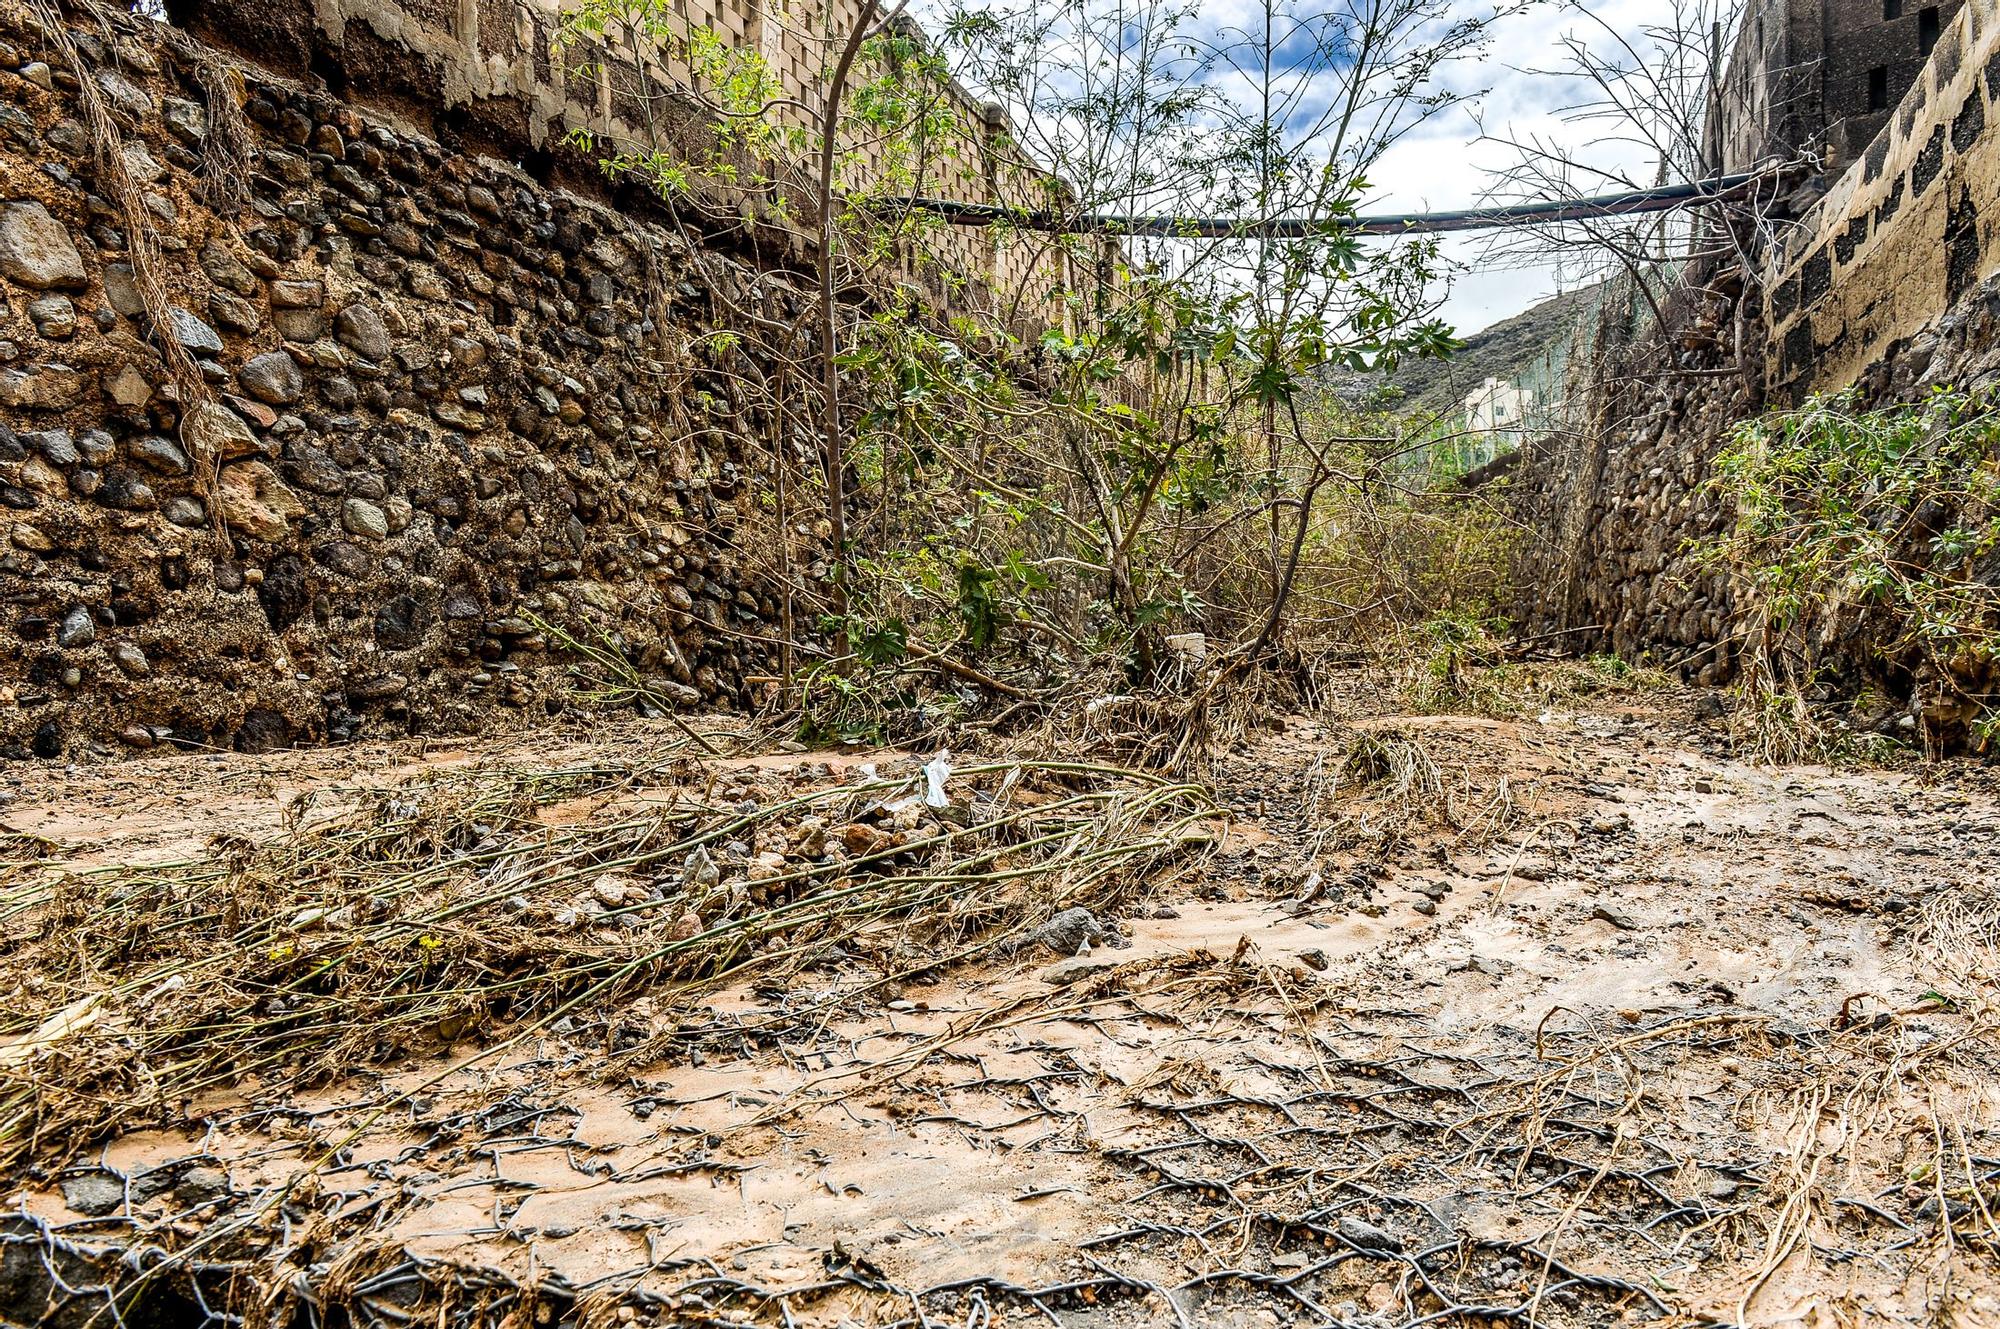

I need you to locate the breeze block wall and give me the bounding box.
[0,0,811,759]
[1764,0,2000,397]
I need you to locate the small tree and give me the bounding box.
[553,0,1512,756]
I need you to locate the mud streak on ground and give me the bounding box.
[7,690,2000,1328]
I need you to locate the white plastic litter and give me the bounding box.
[922,750,953,807]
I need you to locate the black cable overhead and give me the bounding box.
[882,171,1769,238]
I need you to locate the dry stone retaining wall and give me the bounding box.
[1506,278,1756,684]
[1511,0,2000,728]
[0,2,811,758]
[1504,0,2000,728]
[169,0,1085,331]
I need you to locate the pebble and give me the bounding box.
[837,822,890,855]
[1591,903,1639,930]
[58,1171,125,1216]
[1336,1215,1403,1252]
[342,496,389,539]
[111,642,149,677]
[176,1165,229,1202]
[682,845,720,889]
[57,605,94,647]
[592,873,635,907]
[1034,906,1108,956]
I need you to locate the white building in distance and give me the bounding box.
[1461,376,1533,466]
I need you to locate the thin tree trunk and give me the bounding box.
[817,0,884,667]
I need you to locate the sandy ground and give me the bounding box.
[6,688,2000,1328]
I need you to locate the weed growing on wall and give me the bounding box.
[1704,386,2000,754]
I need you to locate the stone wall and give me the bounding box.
[1506,272,1756,683]
[167,0,1087,331]
[1512,0,2000,721]
[0,1,815,758]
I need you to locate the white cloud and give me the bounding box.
[1358,0,1689,333]
[926,0,1701,335]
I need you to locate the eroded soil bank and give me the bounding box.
[5,685,1999,1327]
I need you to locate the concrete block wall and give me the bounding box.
[1764,0,2000,395]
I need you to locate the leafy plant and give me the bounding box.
[1702,386,2000,752]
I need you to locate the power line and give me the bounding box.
[883,171,1770,238]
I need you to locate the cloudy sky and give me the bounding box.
[1356,0,1688,334]
[932,0,1715,338]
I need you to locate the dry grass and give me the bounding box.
[0,748,1214,1172]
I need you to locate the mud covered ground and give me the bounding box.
[5,682,2000,1328]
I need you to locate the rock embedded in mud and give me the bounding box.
[1039,953,1120,986]
[0,362,83,410]
[238,350,305,405]
[0,200,87,289]
[163,307,224,357]
[57,1171,125,1217]
[28,295,75,338]
[837,822,889,855]
[175,1166,229,1203]
[31,430,80,468]
[57,606,95,648]
[1591,903,1638,930]
[217,462,304,541]
[333,301,392,361]
[1335,1215,1403,1252]
[1034,906,1108,957]
[342,497,389,540]
[181,401,263,459]
[97,466,155,510]
[592,873,636,907]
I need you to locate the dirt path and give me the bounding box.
[6,690,1999,1328]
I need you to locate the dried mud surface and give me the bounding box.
[7,688,2000,1328]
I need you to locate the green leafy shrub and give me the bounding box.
[1704,386,2000,753]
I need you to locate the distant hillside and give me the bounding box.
[1326,281,1607,423]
